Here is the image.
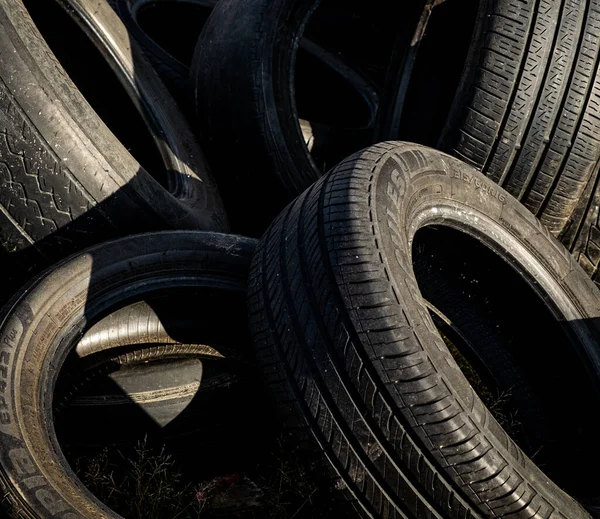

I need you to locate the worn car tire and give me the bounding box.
[441,0,599,240]
[55,300,243,438]
[0,0,227,292]
[55,340,244,444]
[0,231,255,518]
[58,356,206,430]
[110,0,378,128]
[192,0,320,217]
[73,299,240,360]
[248,141,600,518]
[192,0,379,234]
[29,0,228,231]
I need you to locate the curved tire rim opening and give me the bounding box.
[412,224,600,506]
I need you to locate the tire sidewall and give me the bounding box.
[0,232,254,518]
[334,142,600,514]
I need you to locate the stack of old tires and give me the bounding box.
[0,0,599,517]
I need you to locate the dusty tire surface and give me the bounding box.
[442,0,600,239]
[52,0,228,231]
[0,231,255,518]
[0,0,226,292]
[249,141,600,518]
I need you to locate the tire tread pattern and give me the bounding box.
[249,143,584,518]
[451,0,600,241]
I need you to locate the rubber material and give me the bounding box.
[374,0,435,141]
[192,0,379,234]
[111,0,378,126]
[248,141,600,518]
[75,300,224,358]
[55,343,239,435]
[54,0,228,232]
[437,0,600,292]
[0,0,228,293]
[0,231,255,518]
[67,297,242,438]
[441,0,600,242]
[59,357,205,429]
[412,224,600,485]
[192,0,318,192]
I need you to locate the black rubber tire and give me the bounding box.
[48,0,228,231]
[374,0,480,148]
[55,343,242,439]
[192,0,319,197]
[0,0,227,291]
[440,0,600,241]
[191,0,380,234]
[57,355,242,449]
[111,0,379,126]
[57,353,242,442]
[571,179,600,288]
[58,301,241,438]
[248,141,600,518]
[411,225,599,481]
[373,0,434,142]
[76,341,227,370]
[0,230,255,519]
[59,299,243,441]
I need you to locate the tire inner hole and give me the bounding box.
[135,1,213,65]
[53,287,268,518]
[412,225,600,502]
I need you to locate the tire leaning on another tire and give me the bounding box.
[192,0,321,234]
[192,0,385,234]
[0,231,255,519]
[248,141,600,518]
[0,0,227,291]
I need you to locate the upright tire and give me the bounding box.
[249,141,600,518]
[193,0,319,200]
[192,0,377,234]
[0,231,255,518]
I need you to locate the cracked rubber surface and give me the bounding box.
[248,141,600,518]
